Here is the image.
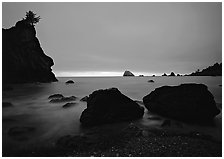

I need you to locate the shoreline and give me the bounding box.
[3,123,221,157]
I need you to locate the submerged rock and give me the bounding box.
[143,83,220,123]
[123,71,135,76]
[48,94,64,99]
[80,88,144,126]
[2,17,57,84]
[62,102,77,108]
[50,96,76,103]
[66,80,75,84]
[2,102,13,107]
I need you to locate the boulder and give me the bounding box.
[62,102,77,108]
[148,80,154,83]
[143,83,220,123]
[48,94,64,99]
[50,96,76,103]
[66,80,74,84]
[123,70,135,76]
[2,19,57,83]
[80,88,144,126]
[162,73,167,76]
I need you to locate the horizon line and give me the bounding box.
[54,71,188,77]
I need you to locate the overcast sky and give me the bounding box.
[2,2,222,76]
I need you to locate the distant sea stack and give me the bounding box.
[168,72,175,76]
[123,70,135,76]
[2,13,57,84]
[188,63,222,76]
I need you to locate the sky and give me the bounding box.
[2,2,222,76]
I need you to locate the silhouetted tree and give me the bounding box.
[24,11,41,26]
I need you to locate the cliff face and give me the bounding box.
[189,63,222,76]
[2,20,58,83]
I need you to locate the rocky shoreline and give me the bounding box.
[2,83,221,157]
[4,122,221,157]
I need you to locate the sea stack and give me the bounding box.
[169,72,175,76]
[123,70,135,76]
[2,19,57,83]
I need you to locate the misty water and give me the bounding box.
[2,76,222,155]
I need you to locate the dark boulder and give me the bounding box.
[50,96,76,103]
[48,94,64,99]
[162,73,167,76]
[80,88,144,126]
[2,19,57,84]
[148,80,154,83]
[123,70,135,76]
[66,80,74,84]
[143,83,220,123]
[62,102,77,108]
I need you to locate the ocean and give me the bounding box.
[2,76,222,155]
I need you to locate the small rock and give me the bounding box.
[148,80,154,83]
[66,80,74,84]
[62,102,77,108]
[50,96,76,103]
[48,94,64,99]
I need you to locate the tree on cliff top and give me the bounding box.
[24,11,41,26]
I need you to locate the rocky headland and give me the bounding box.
[188,63,222,76]
[2,18,57,83]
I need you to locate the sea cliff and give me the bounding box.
[2,20,57,83]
